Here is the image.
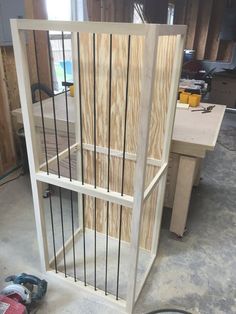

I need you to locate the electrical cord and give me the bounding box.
[146,309,192,314]
[0,172,23,188]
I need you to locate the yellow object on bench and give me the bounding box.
[179,92,191,104]
[69,85,74,97]
[188,94,201,107]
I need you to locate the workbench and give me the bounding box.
[12,95,225,237]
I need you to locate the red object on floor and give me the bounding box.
[0,295,26,314]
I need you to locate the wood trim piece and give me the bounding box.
[144,162,168,201]
[49,227,82,267]
[135,254,156,302]
[35,171,134,208]
[39,143,78,170]
[15,18,147,35]
[13,19,186,36]
[47,270,127,311]
[126,25,159,313]
[39,142,162,171]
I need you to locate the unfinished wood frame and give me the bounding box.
[11,19,185,313]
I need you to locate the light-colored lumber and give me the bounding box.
[49,227,82,267]
[126,24,159,313]
[170,156,197,237]
[11,19,49,271]
[35,171,134,208]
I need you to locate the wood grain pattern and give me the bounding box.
[24,0,51,90]
[194,0,213,60]
[0,48,16,175]
[205,0,226,61]
[185,0,200,50]
[36,33,178,249]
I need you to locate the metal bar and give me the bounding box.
[59,187,67,277]
[77,32,87,286]
[33,30,49,174]
[93,32,97,291]
[62,33,77,280]
[49,185,57,272]
[61,31,72,181]
[47,31,60,178]
[70,190,77,281]
[116,35,131,300]
[105,33,112,295]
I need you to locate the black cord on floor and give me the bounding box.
[0,172,23,188]
[146,309,192,314]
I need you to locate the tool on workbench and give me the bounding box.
[0,273,47,314]
[191,105,215,113]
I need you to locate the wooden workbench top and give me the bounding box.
[172,103,226,153]
[12,94,225,158]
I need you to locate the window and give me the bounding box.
[133,2,145,24]
[167,3,175,25]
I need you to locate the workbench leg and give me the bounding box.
[170,155,197,237]
[193,157,202,187]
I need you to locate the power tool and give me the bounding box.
[0,273,47,314]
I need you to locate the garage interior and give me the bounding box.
[0,1,236,314]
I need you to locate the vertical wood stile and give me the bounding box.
[10,20,49,271]
[126,25,159,314]
[151,34,186,256]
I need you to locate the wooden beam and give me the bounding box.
[86,0,102,21]
[217,40,234,61]
[24,0,51,92]
[0,48,16,176]
[205,0,226,61]
[174,0,187,25]
[194,0,213,60]
[144,0,168,23]
[185,0,200,49]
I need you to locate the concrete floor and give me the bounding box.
[0,112,236,314]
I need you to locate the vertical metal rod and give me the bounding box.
[59,187,67,277]
[82,195,86,285]
[47,31,60,178]
[70,190,77,281]
[77,32,87,286]
[116,35,131,300]
[93,33,97,290]
[48,32,67,276]
[33,30,49,174]
[61,31,72,181]
[105,34,112,295]
[62,31,76,281]
[49,185,57,273]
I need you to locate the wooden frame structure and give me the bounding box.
[11,19,186,313]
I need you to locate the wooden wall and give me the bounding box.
[173,0,236,62]
[86,0,133,22]
[0,0,48,176]
[0,48,16,176]
[86,0,236,62]
[24,0,51,89]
